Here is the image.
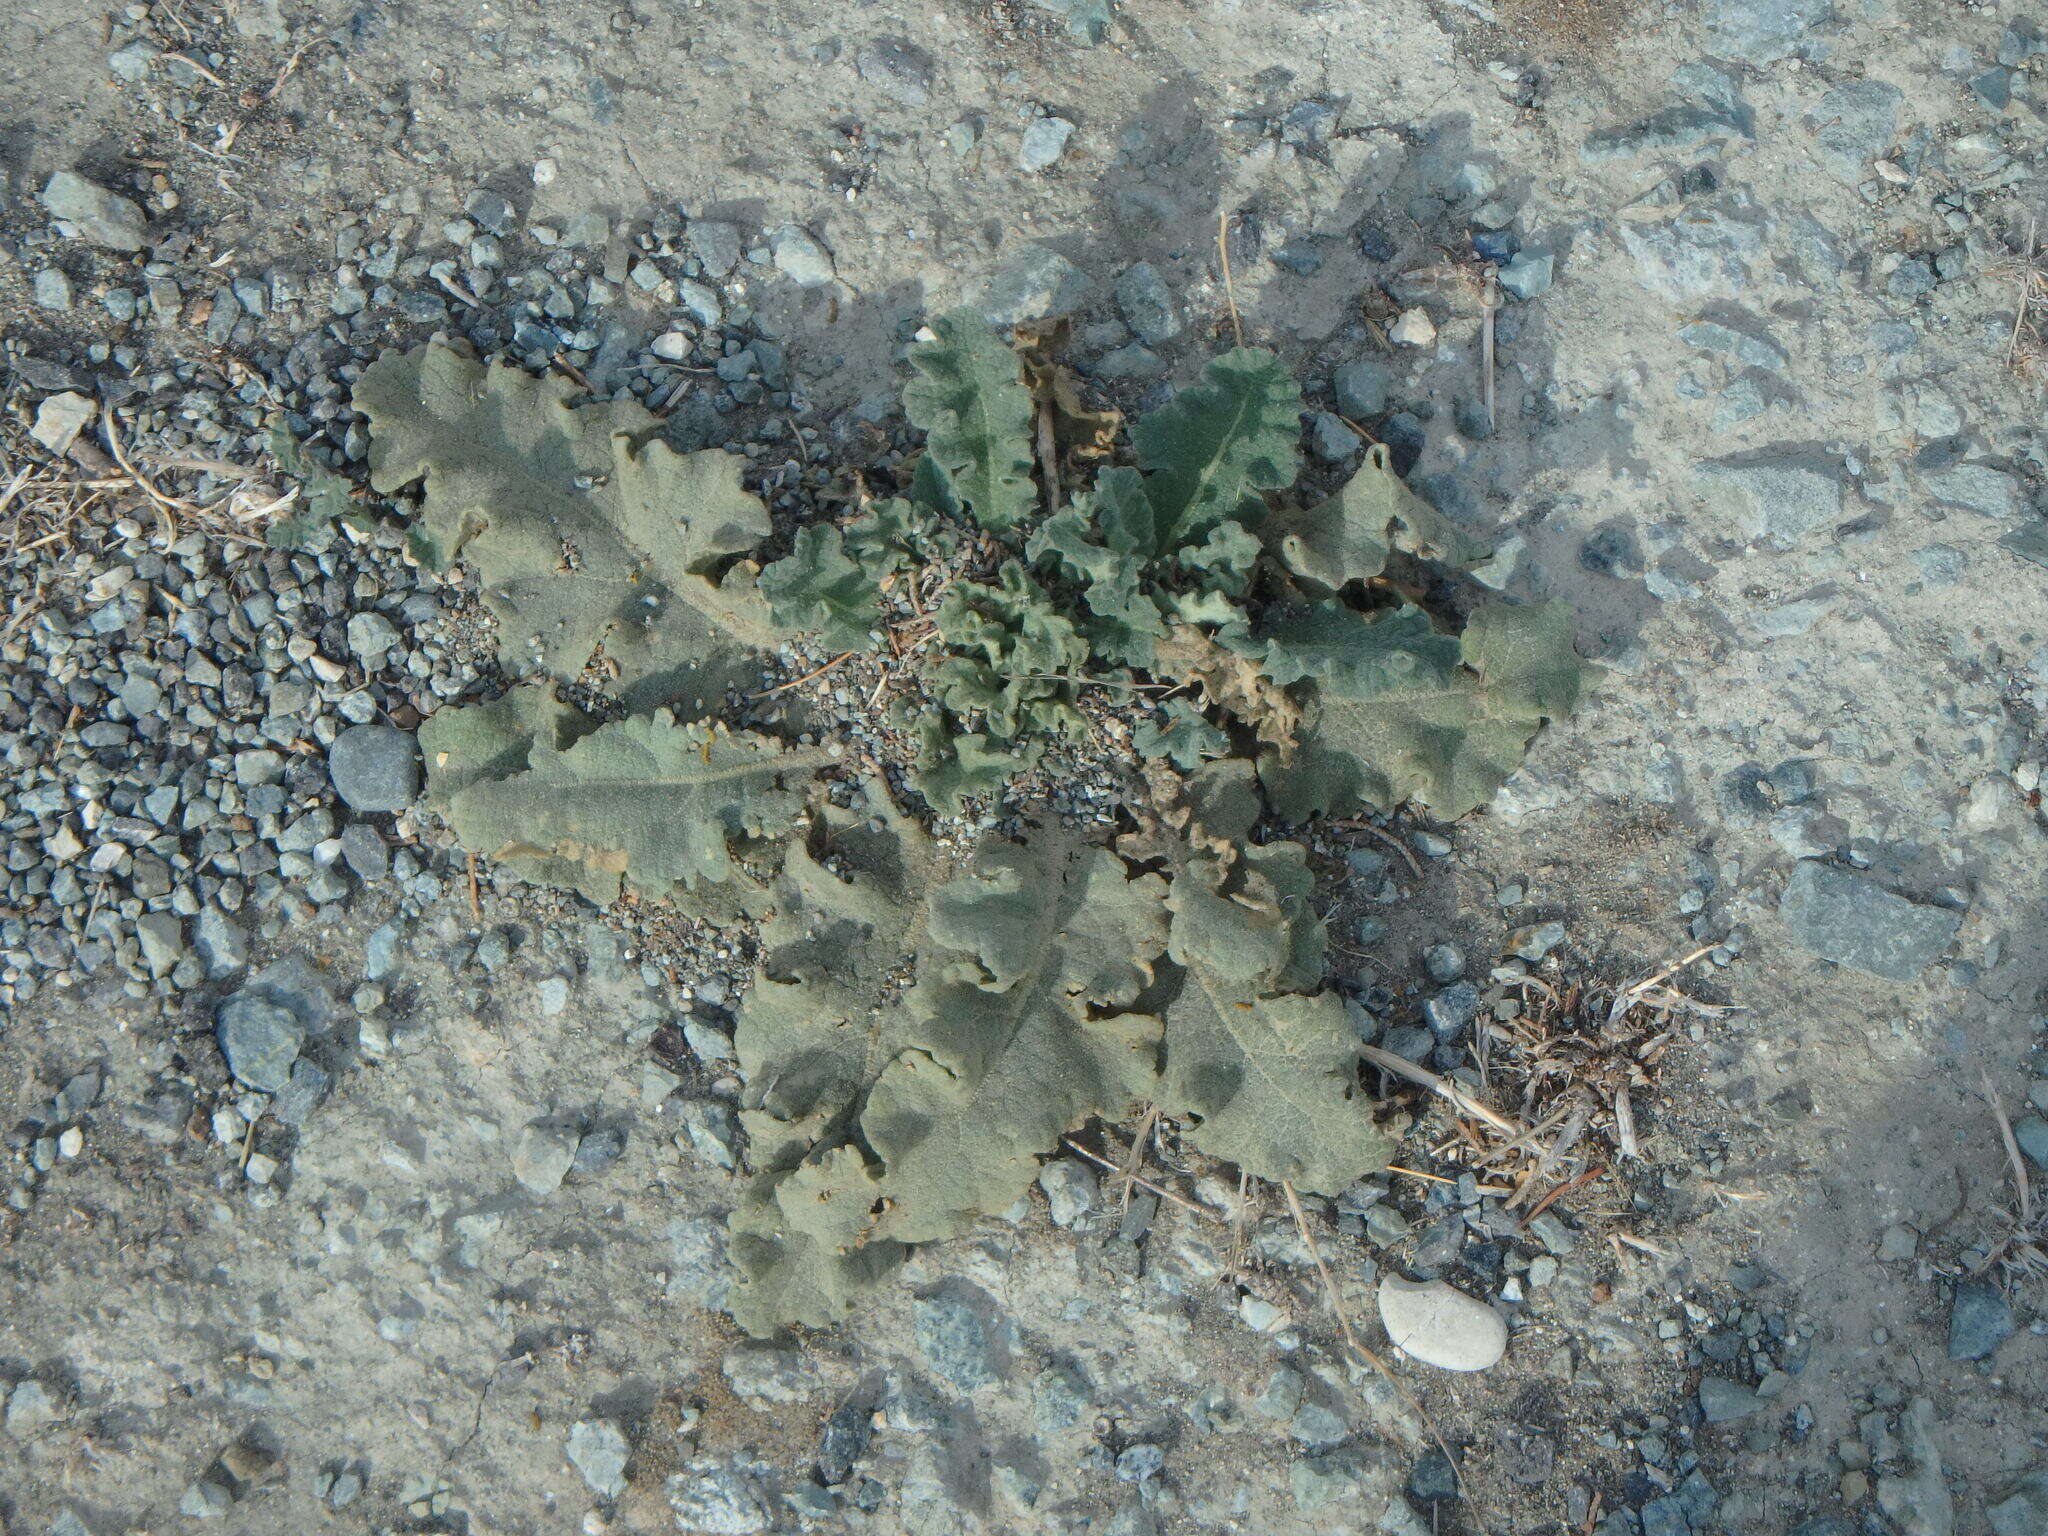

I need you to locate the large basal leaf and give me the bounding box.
[902,310,1039,534]
[1259,599,1463,692]
[1156,833,1388,1193]
[1133,348,1302,551]
[355,342,783,708]
[908,714,1026,815]
[726,827,1170,1332]
[441,709,828,905]
[1260,600,1590,821]
[420,687,597,813]
[1263,443,1491,592]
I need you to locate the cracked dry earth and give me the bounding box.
[3,0,2048,1533]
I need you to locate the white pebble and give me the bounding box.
[1377,1275,1507,1371]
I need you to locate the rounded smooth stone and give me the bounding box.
[327,725,421,812]
[1377,1275,1507,1371]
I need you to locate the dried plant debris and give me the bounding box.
[355,340,787,711]
[348,315,1596,1334]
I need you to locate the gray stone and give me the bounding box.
[566,1419,631,1499]
[34,269,75,312]
[5,1379,61,1433]
[216,992,305,1092]
[1697,1375,1762,1423]
[668,1460,771,1533]
[1582,104,1748,163]
[1114,261,1181,344]
[854,37,933,107]
[1311,412,1362,462]
[678,279,723,326]
[1509,921,1566,961]
[1423,943,1465,983]
[1253,1365,1306,1420]
[2014,1116,2048,1168]
[1705,0,1828,61]
[1497,250,1554,299]
[1377,1276,1505,1370]
[1019,116,1075,173]
[30,391,96,455]
[338,823,389,881]
[914,1284,1001,1389]
[1988,1471,2048,1536]
[1091,343,1163,380]
[327,725,421,812]
[1779,862,1962,982]
[346,611,400,666]
[1618,208,1764,299]
[1876,1397,1954,1536]
[1037,1158,1099,1226]
[513,1122,580,1195]
[1948,1279,2016,1361]
[722,1340,821,1406]
[273,1058,332,1127]
[194,907,249,978]
[1424,982,1479,1039]
[1695,457,1843,548]
[1334,359,1393,419]
[1813,82,1902,184]
[135,912,184,975]
[1290,1401,1352,1450]
[687,220,743,277]
[1921,463,2025,520]
[39,170,149,251]
[770,225,836,288]
[1679,320,1785,371]
[980,245,1091,325]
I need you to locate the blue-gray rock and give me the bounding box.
[1424,982,1480,1040]
[1697,1375,1762,1423]
[1920,462,2024,519]
[1272,238,1325,276]
[1988,1470,2048,1536]
[914,1284,1002,1389]
[1334,359,1393,419]
[1423,943,1465,983]
[1642,1472,1719,1536]
[1114,262,1180,344]
[770,225,836,288]
[1038,1158,1099,1226]
[1019,116,1075,172]
[34,269,75,312]
[816,1391,875,1484]
[1498,250,1554,299]
[1311,412,1361,462]
[2014,1116,2048,1168]
[1090,343,1164,380]
[1618,207,1763,299]
[40,170,149,251]
[1583,103,1749,162]
[273,1058,332,1126]
[216,992,305,1092]
[1812,81,1902,184]
[1779,862,1962,982]
[567,1419,631,1499]
[327,725,421,812]
[1949,1279,2016,1361]
[1678,320,1785,371]
[1409,1450,1459,1502]
[686,219,742,277]
[854,37,933,106]
[1695,457,1843,548]
[980,245,1091,325]
[1705,0,1827,61]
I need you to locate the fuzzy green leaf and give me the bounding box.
[1260,600,1464,691]
[759,525,882,651]
[1156,835,1386,1192]
[727,826,1169,1332]
[441,709,828,905]
[933,561,1090,740]
[419,687,597,813]
[1026,471,1169,666]
[909,716,1025,815]
[1263,443,1491,592]
[1260,600,1589,821]
[902,310,1038,533]
[1135,700,1231,769]
[1133,348,1302,550]
[355,342,782,707]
